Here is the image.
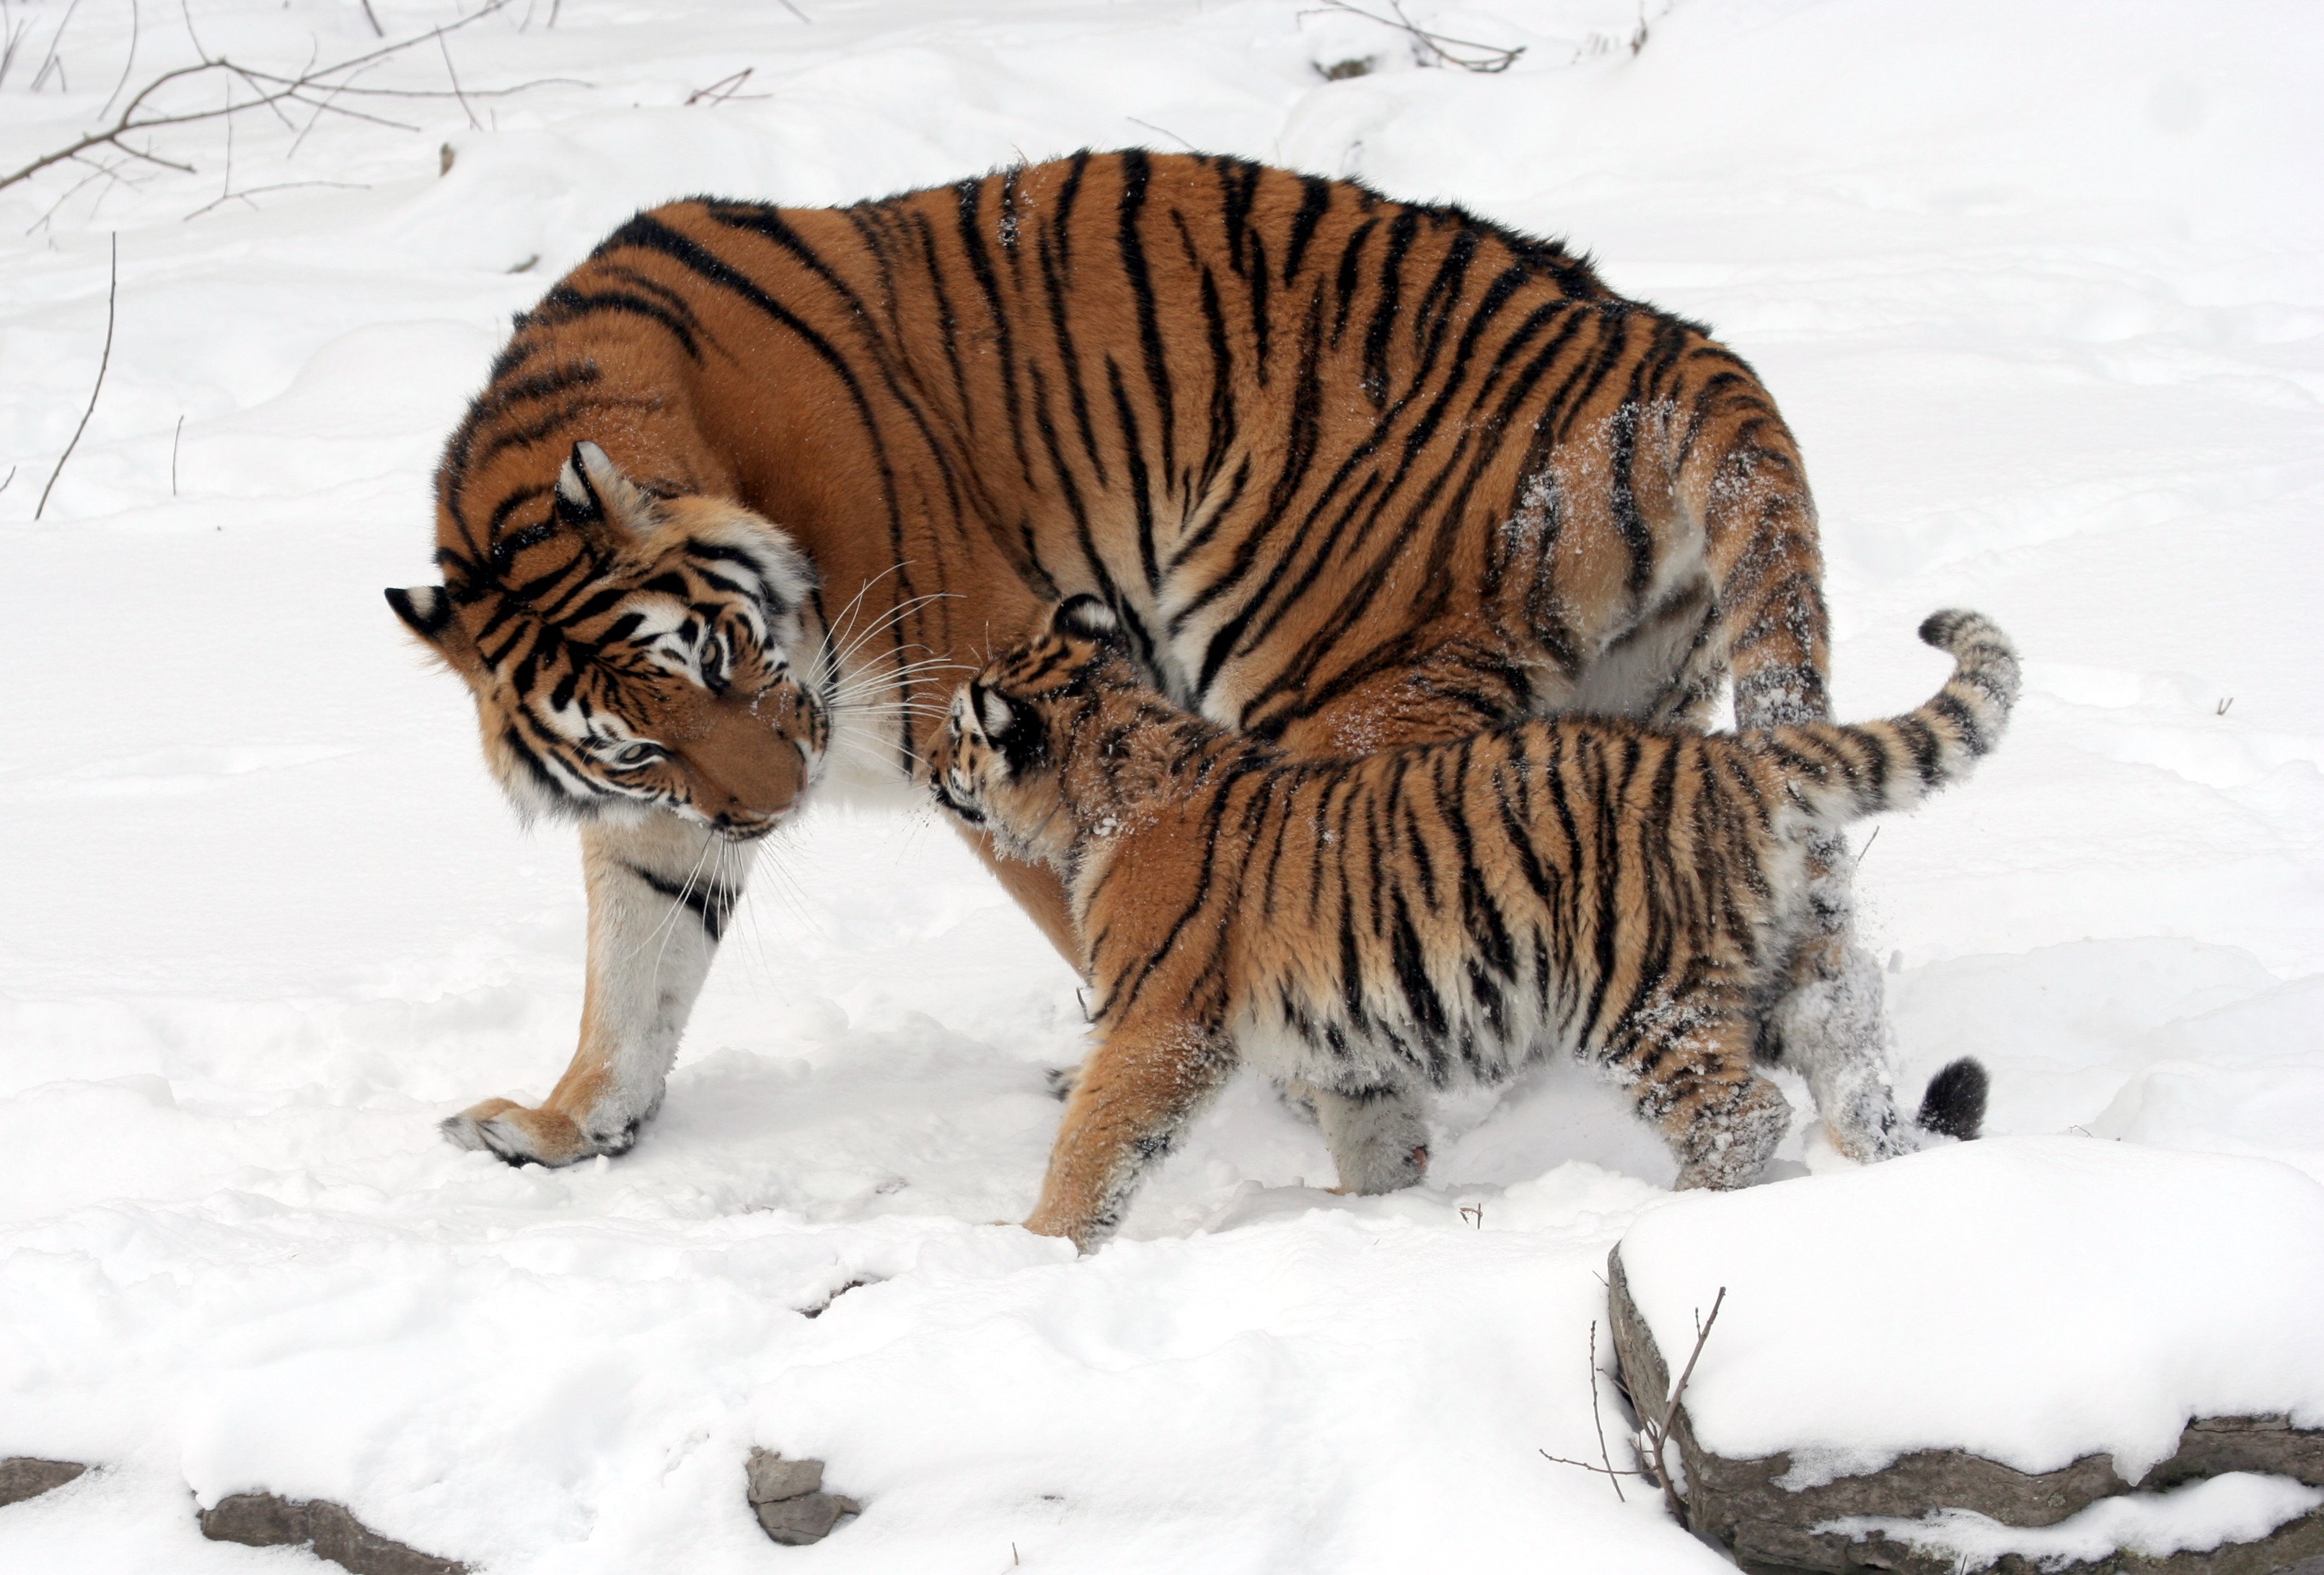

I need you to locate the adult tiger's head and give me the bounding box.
[387,440,829,840]
[928,594,1127,865]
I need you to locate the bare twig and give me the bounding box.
[1,6,32,92]
[170,413,182,495]
[1642,1285,1725,1523]
[98,0,140,120]
[1589,1320,1626,1501]
[358,0,384,38]
[2217,697,2234,717]
[436,27,479,130]
[685,66,767,106]
[31,0,78,92]
[1458,1204,1484,1229]
[182,177,367,220]
[777,0,809,19]
[36,233,118,521]
[1,0,531,197]
[1541,1320,1650,1501]
[1126,115,1195,151]
[0,464,17,498]
[1854,826,1878,865]
[1302,0,1525,73]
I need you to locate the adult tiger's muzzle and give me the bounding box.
[680,686,824,837]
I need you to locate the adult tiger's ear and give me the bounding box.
[553,440,656,537]
[384,584,483,676]
[977,684,1018,738]
[1050,594,1120,644]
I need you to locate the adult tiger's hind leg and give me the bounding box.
[1665,362,1922,1163]
[1308,1081,1432,1196]
[442,811,740,1167]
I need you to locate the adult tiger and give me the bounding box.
[391,149,1902,1174]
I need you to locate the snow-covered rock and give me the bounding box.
[1608,1139,2324,1571]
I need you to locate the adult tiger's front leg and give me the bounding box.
[443,811,741,1167]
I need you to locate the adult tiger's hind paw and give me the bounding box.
[439,1098,632,1168]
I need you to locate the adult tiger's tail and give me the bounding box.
[1761,609,2020,830]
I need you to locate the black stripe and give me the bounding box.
[624,861,735,943]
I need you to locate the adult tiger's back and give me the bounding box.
[391,151,1885,1171]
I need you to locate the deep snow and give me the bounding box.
[1,1,2320,1570]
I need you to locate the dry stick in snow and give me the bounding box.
[358,0,384,39]
[36,233,118,521]
[685,67,767,107]
[0,464,17,498]
[1303,0,1525,73]
[436,27,480,131]
[0,0,532,198]
[1540,1287,1728,1523]
[171,413,183,496]
[1646,1285,1727,1523]
[1539,1323,1652,1503]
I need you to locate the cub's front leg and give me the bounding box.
[442,810,741,1166]
[1024,1015,1238,1250]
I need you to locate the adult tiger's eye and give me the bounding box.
[698,632,727,690]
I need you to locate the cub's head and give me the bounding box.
[928,595,1125,864]
[389,441,828,840]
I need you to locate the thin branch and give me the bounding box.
[359,0,384,39]
[777,0,808,19]
[31,0,79,92]
[435,27,479,130]
[685,66,767,106]
[97,0,139,120]
[1,0,527,196]
[1302,0,1525,73]
[182,177,368,221]
[1642,1285,1725,1524]
[1589,1320,1626,1502]
[0,464,17,498]
[37,233,118,521]
[1126,115,1195,151]
[170,414,182,496]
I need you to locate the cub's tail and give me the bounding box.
[1763,609,2020,829]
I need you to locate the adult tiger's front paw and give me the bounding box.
[439,1098,634,1168]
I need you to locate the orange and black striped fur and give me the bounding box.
[930,599,2014,1248]
[392,150,1895,1173]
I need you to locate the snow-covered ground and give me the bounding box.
[2,1,2320,1569]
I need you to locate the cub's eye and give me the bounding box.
[697,631,728,692]
[598,740,665,769]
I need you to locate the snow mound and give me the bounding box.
[1618,1137,2324,1484]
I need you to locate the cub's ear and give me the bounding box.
[554,440,654,536]
[1051,594,1120,643]
[977,684,1018,738]
[384,585,482,675]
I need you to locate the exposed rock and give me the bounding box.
[746,1450,824,1504]
[1606,1247,2324,1575]
[197,1492,468,1575]
[0,1457,87,1507]
[744,1448,859,1546]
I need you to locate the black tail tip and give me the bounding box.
[1915,1056,1989,1142]
[1918,609,1973,649]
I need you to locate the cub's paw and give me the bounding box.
[439,1099,634,1168]
[1042,1065,1081,1103]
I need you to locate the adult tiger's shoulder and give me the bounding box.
[391,151,1895,1178]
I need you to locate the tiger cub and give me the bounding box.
[929,596,2015,1249]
